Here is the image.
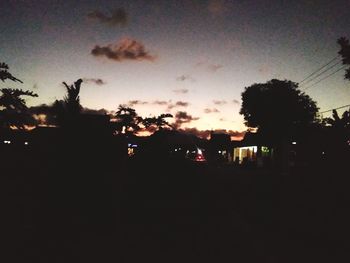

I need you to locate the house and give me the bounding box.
[232,132,273,167]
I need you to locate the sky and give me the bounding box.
[1,0,350,138]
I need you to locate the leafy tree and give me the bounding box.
[114,105,142,134]
[0,62,22,83]
[337,37,350,80]
[143,113,173,132]
[0,62,38,129]
[240,79,319,142]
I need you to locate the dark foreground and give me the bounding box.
[1,149,349,263]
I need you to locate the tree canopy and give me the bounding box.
[114,105,142,135]
[239,79,319,141]
[337,37,350,80]
[0,62,22,83]
[0,62,38,129]
[143,113,173,131]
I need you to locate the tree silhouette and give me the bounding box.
[0,62,22,83]
[53,79,83,127]
[0,89,38,129]
[240,79,319,142]
[114,105,142,134]
[0,62,38,129]
[337,37,350,80]
[143,113,173,132]
[324,109,350,149]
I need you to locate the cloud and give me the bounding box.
[173,88,189,94]
[233,99,240,105]
[87,8,128,26]
[153,100,168,106]
[196,60,223,72]
[82,107,109,115]
[176,74,195,82]
[213,100,227,105]
[208,64,223,72]
[127,100,149,107]
[204,108,220,114]
[173,111,199,129]
[83,78,106,86]
[179,128,245,140]
[91,38,155,62]
[150,100,189,110]
[175,101,189,107]
[167,101,190,111]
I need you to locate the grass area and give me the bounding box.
[1,150,349,262]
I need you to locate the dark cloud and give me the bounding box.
[233,99,240,105]
[176,74,195,82]
[83,78,106,86]
[167,101,190,110]
[175,101,189,107]
[213,100,227,105]
[173,88,189,94]
[204,108,220,114]
[127,100,149,107]
[173,111,199,129]
[153,100,168,106]
[91,38,155,62]
[181,128,245,140]
[87,8,128,26]
[82,107,109,115]
[179,127,211,139]
[212,129,246,140]
[151,100,189,110]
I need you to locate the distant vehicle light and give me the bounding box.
[218,150,222,154]
[195,154,206,162]
[3,140,11,144]
[24,141,29,145]
[292,142,297,145]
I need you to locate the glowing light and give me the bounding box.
[24,141,29,145]
[3,140,11,144]
[292,142,297,145]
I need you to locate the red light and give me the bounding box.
[195,154,206,162]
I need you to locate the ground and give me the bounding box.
[1,149,349,262]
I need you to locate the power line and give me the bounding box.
[299,55,340,84]
[320,104,350,114]
[299,60,342,88]
[302,65,347,91]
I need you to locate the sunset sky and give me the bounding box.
[1,0,350,137]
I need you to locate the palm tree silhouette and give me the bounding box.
[53,79,83,127]
[114,105,142,135]
[143,113,173,131]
